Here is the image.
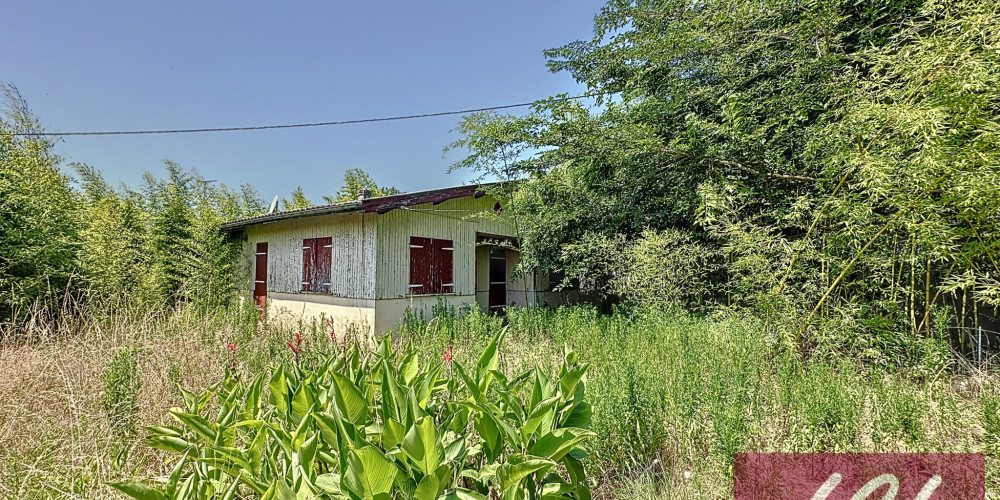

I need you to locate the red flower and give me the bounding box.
[443,345,453,365]
[227,341,237,355]
[326,318,336,341]
[287,333,303,354]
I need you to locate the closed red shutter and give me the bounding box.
[409,236,453,294]
[302,239,313,292]
[433,239,454,293]
[409,236,432,294]
[302,237,333,293]
[315,237,332,293]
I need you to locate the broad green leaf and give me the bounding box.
[460,462,499,483]
[343,446,398,500]
[248,425,268,474]
[165,453,187,496]
[558,363,588,398]
[473,412,501,462]
[298,434,319,475]
[439,488,487,500]
[561,455,591,500]
[400,353,420,384]
[144,425,183,437]
[330,371,371,425]
[219,475,243,500]
[170,409,218,442]
[401,416,442,476]
[381,418,406,450]
[108,482,167,500]
[443,435,467,463]
[145,435,193,454]
[290,381,315,425]
[497,457,555,491]
[476,329,506,391]
[415,477,439,500]
[529,428,596,462]
[520,396,560,441]
[176,474,197,499]
[316,473,342,494]
[269,367,290,418]
[453,362,483,403]
[561,402,592,428]
[313,412,341,449]
[381,362,406,422]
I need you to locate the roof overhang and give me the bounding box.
[220,184,489,232]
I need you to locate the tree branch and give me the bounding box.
[659,147,819,183]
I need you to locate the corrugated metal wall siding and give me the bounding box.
[375,196,514,299]
[243,213,376,299]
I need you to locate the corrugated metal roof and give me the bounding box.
[220,184,487,231]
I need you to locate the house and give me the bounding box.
[221,184,564,333]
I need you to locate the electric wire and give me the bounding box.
[10,93,604,137]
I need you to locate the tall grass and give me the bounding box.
[400,306,994,496]
[0,304,995,498]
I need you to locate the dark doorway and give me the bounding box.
[253,242,268,317]
[489,247,507,312]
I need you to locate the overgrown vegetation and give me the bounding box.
[0,306,996,498]
[114,329,593,499]
[3,0,1000,497]
[451,0,1000,359]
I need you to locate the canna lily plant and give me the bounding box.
[112,329,594,500]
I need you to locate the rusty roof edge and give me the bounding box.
[220,182,504,232]
[219,201,362,231]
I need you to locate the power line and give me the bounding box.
[10,93,603,137]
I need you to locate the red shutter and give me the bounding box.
[433,239,454,293]
[409,236,431,294]
[315,237,332,293]
[410,237,453,294]
[302,239,313,292]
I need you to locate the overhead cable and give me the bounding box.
[11,92,603,137]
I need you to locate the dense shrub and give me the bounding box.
[115,330,595,499]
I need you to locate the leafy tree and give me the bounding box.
[282,186,313,210]
[322,168,399,204]
[142,161,195,304]
[0,84,80,321]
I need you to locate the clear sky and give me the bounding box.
[1,1,605,201]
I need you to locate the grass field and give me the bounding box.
[0,303,995,498]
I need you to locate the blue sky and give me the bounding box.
[1,1,605,201]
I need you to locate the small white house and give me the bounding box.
[221,185,562,333]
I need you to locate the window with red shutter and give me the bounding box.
[409,236,454,294]
[302,237,333,293]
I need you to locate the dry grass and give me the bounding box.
[1,305,998,499]
[0,309,232,498]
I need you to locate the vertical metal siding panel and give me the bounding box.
[241,213,375,299]
[374,195,516,300]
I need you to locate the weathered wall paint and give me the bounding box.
[243,213,376,299]
[374,196,514,300]
[374,295,479,334]
[237,193,553,334]
[268,293,375,334]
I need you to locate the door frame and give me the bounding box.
[253,242,268,317]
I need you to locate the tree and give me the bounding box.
[0,84,80,321]
[75,164,148,300]
[322,168,399,204]
[282,186,313,210]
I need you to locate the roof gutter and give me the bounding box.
[219,201,362,231]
